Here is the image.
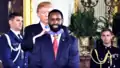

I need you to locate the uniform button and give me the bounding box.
[62,39,65,41]
[24,63,27,65]
[113,65,116,68]
[107,61,109,63]
[17,66,20,68]
[108,66,110,68]
[0,60,2,63]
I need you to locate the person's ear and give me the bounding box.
[112,34,114,38]
[9,20,12,25]
[37,12,40,17]
[61,19,64,25]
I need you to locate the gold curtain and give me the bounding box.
[74,0,79,13]
[23,0,32,28]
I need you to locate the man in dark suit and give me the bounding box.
[0,12,24,68]
[29,9,80,68]
[22,1,53,51]
[21,2,53,67]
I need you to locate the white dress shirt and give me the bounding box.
[40,22,46,29]
[40,22,50,31]
[50,34,61,46]
[10,28,22,39]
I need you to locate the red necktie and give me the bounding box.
[53,35,58,59]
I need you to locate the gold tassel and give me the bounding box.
[90,49,112,68]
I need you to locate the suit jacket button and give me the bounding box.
[62,39,64,41]
[113,65,116,68]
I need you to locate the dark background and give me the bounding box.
[0,0,23,33]
[0,0,9,33]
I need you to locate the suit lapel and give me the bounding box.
[44,34,55,60]
[56,32,69,60]
[31,23,43,36]
[43,32,69,61]
[38,22,43,30]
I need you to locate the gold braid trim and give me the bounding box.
[90,49,112,68]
